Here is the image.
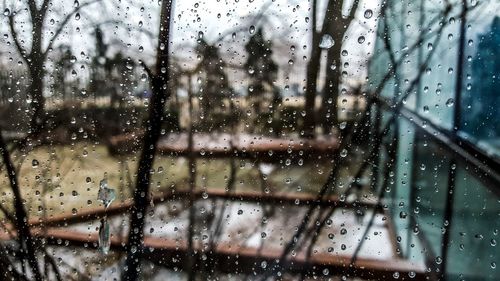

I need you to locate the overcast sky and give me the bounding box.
[0,0,382,93]
[3,0,497,97]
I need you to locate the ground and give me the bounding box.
[0,142,350,219]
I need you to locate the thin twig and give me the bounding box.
[0,128,42,281]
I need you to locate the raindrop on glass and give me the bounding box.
[98,179,116,209]
[364,9,373,19]
[98,218,111,255]
[319,34,334,49]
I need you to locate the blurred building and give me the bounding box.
[368,1,499,280]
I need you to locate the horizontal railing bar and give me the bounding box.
[27,189,380,227]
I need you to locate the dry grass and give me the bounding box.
[0,142,337,219]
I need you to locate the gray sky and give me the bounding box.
[0,0,384,96]
[1,0,498,96]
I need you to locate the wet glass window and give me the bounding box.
[0,0,498,280]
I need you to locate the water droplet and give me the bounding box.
[98,179,116,208]
[32,159,39,168]
[399,211,407,219]
[357,36,365,44]
[445,98,455,107]
[98,218,111,254]
[435,256,442,264]
[364,9,373,19]
[249,25,255,34]
[75,13,80,20]
[319,34,334,49]
[3,8,10,16]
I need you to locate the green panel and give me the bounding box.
[410,138,450,263]
[445,166,499,281]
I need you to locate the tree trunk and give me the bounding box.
[316,0,359,135]
[123,1,173,280]
[187,73,198,281]
[303,0,340,137]
[303,38,321,138]
[302,0,320,138]
[28,66,45,135]
[28,18,46,136]
[320,43,341,135]
[0,131,42,281]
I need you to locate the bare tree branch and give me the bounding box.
[0,129,42,281]
[8,13,28,65]
[123,0,174,280]
[258,4,454,279]
[139,60,155,80]
[344,0,360,26]
[43,0,101,58]
[27,0,38,20]
[40,0,50,18]
[0,245,30,281]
